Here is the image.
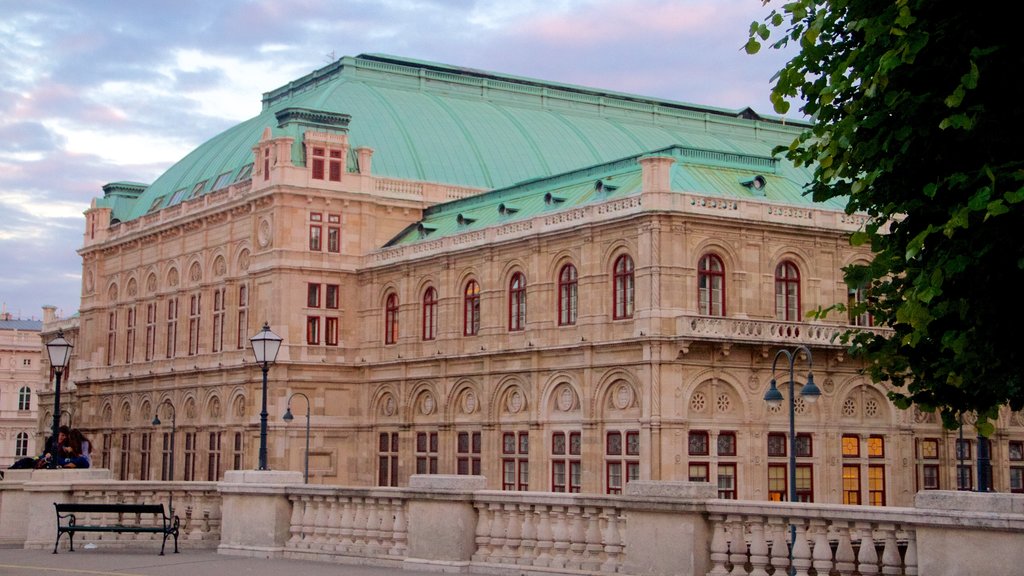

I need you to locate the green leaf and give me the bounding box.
[744,37,762,55]
[850,231,870,246]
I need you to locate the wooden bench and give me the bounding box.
[53,502,180,555]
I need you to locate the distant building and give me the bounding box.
[0,308,46,468]
[61,54,1024,501]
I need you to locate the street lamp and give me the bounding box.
[763,345,820,503]
[45,330,73,469]
[152,400,177,515]
[283,392,311,483]
[250,322,282,471]
[764,345,820,574]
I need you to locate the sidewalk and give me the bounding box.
[0,548,478,576]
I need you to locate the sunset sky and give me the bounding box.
[0,0,797,320]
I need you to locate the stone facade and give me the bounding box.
[0,310,45,468]
[49,56,1024,505]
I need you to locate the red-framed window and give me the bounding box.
[688,430,710,456]
[502,431,529,491]
[842,434,860,458]
[378,432,400,486]
[768,464,787,501]
[212,288,225,353]
[698,254,725,316]
[139,432,151,481]
[310,147,342,181]
[263,147,270,181]
[868,435,885,458]
[188,293,201,356]
[717,432,737,456]
[613,254,635,319]
[795,464,814,502]
[508,272,526,331]
[689,462,709,482]
[416,431,439,474]
[551,431,581,492]
[328,150,342,181]
[768,432,787,457]
[457,431,481,475]
[208,431,222,481]
[918,436,941,491]
[327,213,341,253]
[464,280,481,336]
[605,430,640,494]
[325,317,339,346]
[718,463,737,499]
[310,147,325,180]
[325,284,339,309]
[795,433,813,457]
[422,287,437,341]
[384,293,399,344]
[125,306,136,364]
[307,283,321,308]
[166,297,178,358]
[236,285,248,350]
[309,212,322,251]
[306,316,320,345]
[774,260,801,321]
[558,264,578,326]
[145,303,156,361]
[107,310,118,365]
[868,464,886,505]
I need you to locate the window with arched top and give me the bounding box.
[558,264,578,326]
[16,432,29,457]
[422,287,438,341]
[384,292,399,344]
[775,261,801,321]
[464,280,481,336]
[508,272,526,331]
[613,254,635,320]
[848,282,873,327]
[18,386,31,411]
[698,254,725,316]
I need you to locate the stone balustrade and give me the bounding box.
[3,471,1022,576]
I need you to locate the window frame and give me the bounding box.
[463,280,481,336]
[698,253,726,316]
[774,260,801,321]
[612,254,635,320]
[384,293,399,345]
[422,287,438,341]
[508,272,526,332]
[558,264,578,326]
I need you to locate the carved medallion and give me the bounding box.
[613,384,633,410]
[420,393,435,415]
[462,391,477,414]
[507,390,523,414]
[257,219,272,248]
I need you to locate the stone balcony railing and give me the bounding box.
[676,314,891,349]
[3,471,1022,576]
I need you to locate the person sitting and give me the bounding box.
[59,429,91,469]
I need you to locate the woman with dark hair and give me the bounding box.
[59,429,92,468]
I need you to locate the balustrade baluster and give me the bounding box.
[880,524,902,576]
[378,499,395,554]
[790,521,812,576]
[548,505,570,569]
[299,496,316,549]
[365,499,382,554]
[767,518,790,576]
[856,524,879,576]
[567,506,587,570]
[488,502,506,563]
[390,500,408,557]
[706,515,730,576]
[833,521,856,575]
[312,496,328,549]
[811,519,834,576]
[728,515,748,576]
[600,507,623,573]
[747,519,771,576]
[503,504,523,564]
[472,503,492,563]
[582,506,603,572]
[351,498,368,552]
[902,528,917,576]
[518,504,537,566]
[337,498,355,553]
[533,506,554,567]
[326,499,341,549]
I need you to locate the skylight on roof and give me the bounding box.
[211,171,233,191]
[236,163,254,182]
[188,180,208,199]
[146,196,166,213]
[168,187,189,205]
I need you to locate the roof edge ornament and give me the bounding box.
[275,107,352,132]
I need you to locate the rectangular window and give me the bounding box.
[920,438,939,459]
[125,306,136,364]
[328,226,340,253]
[842,434,860,457]
[768,432,786,457]
[378,432,400,486]
[688,463,709,482]
[795,464,813,502]
[325,284,339,309]
[161,432,172,480]
[922,464,940,490]
[119,433,131,481]
[606,430,640,494]
[1011,467,1024,493]
[102,434,111,469]
[188,293,201,356]
[867,435,885,458]
[306,316,321,345]
[212,288,225,353]
[311,148,325,180]
[1009,441,1024,461]
[795,433,813,457]
[717,463,737,499]
[145,303,156,361]
[307,283,321,308]
[325,317,339,346]
[956,438,972,460]
[868,465,886,506]
[208,432,222,481]
[107,310,118,365]
[551,431,582,492]
[842,464,861,504]
[957,465,973,490]
[166,298,178,357]
[456,431,482,475]
[328,150,342,181]
[236,286,248,350]
[717,432,736,456]
[232,432,243,470]
[416,431,439,475]
[688,430,709,456]
[184,432,196,481]
[767,464,787,501]
[309,225,322,251]
[502,431,529,491]
[139,432,151,481]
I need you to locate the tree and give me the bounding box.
[746,1,1024,431]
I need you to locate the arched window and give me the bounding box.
[775,261,801,321]
[848,283,873,327]
[558,264,578,326]
[613,254,635,320]
[16,432,29,457]
[18,386,31,411]
[422,287,438,340]
[384,293,399,344]
[508,272,526,331]
[464,280,481,336]
[698,254,726,316]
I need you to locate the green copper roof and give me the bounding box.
[386,145,838,247]
[114,53,816,222]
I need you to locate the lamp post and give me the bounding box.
[283,392,311,483]
[763,345,820,572]
[45,330,73,469]
[151,400,176,515]
[250,322,282,471]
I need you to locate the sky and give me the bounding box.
[0,0,797,321]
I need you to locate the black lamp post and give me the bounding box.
[250,322,282,471]
[283,392,311,483]
[151,400,177,515]
[45,330,73,469]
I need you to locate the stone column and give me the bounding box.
[218,470,303,558]
[403,474,485,572]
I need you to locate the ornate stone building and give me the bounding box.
[0,309,45,468]
[61,54,1024,503]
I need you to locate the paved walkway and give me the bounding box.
[0,548,480,576]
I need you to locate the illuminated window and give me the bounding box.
[613,254,635,319]
[868,436,885,458]
[920,438,939,459]
[868,465,886,505]
[774,260,800,321]
[698,254,725,316]
[795,464,814,502]
[842,464,861,504]
[768,464,787,501]
[842,434,860,457]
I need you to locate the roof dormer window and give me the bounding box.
[498,203,519,215]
